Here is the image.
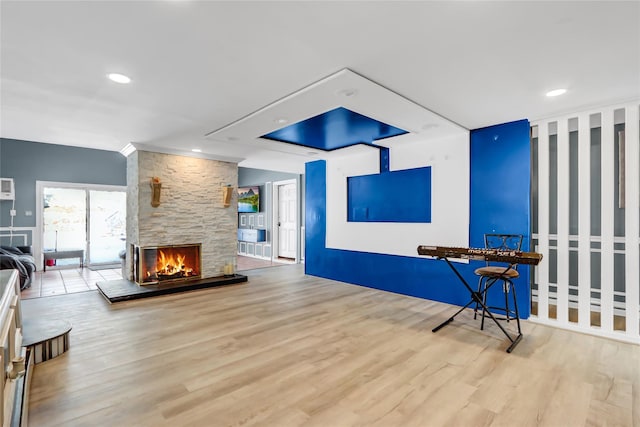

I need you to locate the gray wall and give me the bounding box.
[239,166,302,215]
[0,138,126,228]
[238,167,299,188]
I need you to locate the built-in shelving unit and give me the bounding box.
[237,212,271,260]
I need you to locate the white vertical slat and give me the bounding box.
[624,104,640,337]
[577,113,592,328]
[600,110,615,332]
[556,118,570,324]
[536,121,550,321]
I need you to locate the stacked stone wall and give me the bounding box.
[126,151,237,279]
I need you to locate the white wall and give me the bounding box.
[325,132,470,258]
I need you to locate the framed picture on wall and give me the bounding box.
[238,186,260,213]
[249,216,255,226]
[257,215,264,227]
[240,215,247,226]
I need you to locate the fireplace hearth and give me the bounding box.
[133,243,201,285]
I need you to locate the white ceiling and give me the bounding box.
[1,1,638,173]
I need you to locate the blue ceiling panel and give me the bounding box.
[261,107,408,151]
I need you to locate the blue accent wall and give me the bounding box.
[469,119,531,313]
[0,138,126,228]
[379,147,390,173]
[347,166,431,223]
[305,119,531,318]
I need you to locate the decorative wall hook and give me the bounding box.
[150,177,161,207]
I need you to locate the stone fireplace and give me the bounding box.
[133,243,201,285]
[125,150,238,283]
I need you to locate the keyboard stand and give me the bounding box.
[431,256,523,353]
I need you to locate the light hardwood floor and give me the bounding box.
[236,255,290,272]
[26,264,639,426]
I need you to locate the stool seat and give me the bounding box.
[472,233,525,352]
[474,266,520,278]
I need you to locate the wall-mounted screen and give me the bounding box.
[238,186,259,213]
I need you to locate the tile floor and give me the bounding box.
[20,256,292,299]
[21,267,123,299]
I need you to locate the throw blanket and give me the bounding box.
[0,247,36,289]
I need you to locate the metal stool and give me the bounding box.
[473,234,523,349]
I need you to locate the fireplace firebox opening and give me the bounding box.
[133,243,201,285]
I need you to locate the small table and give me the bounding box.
[43,250,84,272]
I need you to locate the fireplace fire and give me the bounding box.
[133,243,201,285]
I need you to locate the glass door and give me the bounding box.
[41,184,126,268]
[88,190,126,264]
[43,187,87,266]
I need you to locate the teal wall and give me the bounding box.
[0,138,126,229]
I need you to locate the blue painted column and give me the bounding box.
[304,160,327,276]
[469,119,532,316]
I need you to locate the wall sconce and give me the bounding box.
[222,185,233,207]
[150,177,161,207]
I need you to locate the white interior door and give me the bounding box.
[277,183,297,259]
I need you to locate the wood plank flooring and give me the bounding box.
[236,255,290,271]
[26,265,640,426]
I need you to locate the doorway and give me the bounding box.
[273,179,297,262]
[36,181,126,269]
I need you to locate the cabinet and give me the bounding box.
[237,212,270,260]
[237,228,266,243]
[237,229,270,260]
[0,270,25,426]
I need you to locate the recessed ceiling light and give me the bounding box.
[546,88,567,97]
[191,148,202,153]
[107,73,131,84]
[274,118,288,124]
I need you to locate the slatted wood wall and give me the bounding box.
[531,102,639,344]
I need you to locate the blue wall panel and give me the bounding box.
[306,160,473,308]
[347,166,431,223]
[305,119,531,318]
[469,119,531,313]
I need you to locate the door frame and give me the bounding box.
[271,179,298,264]
[35,180,126,270]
